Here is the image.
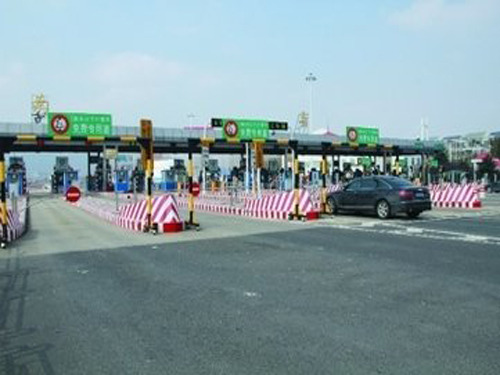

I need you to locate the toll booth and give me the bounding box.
[115,169,130,193]
[160,170,177,191]
[6,157,27,196]
[88,157,113,192]
[51,157,79,194]
[159,159,187,191]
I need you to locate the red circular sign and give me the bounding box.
[191,182,200,197]
[224,120,239,138]
[347,127,358,142]
[66,186,81,202]
[51,114,70,135]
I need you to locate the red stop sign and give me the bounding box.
[191,182,200,197]
[66,186,81,203]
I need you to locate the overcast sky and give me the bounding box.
[1,0,499,139]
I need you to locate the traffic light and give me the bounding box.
[268,121,288,131]
[211,118,223,128]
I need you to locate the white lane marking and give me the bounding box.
[315,222,500,246]
[243,291,260,298]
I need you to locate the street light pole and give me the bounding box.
[305,73,317,133]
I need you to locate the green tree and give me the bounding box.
[479,155,495,178]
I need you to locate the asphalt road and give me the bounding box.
[1,196,499,374]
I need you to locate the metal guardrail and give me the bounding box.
[0,122,440,148]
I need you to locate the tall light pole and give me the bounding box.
[305,73,317,132]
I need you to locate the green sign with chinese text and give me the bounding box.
[221,118,270,141]
[346,126,379,144]
[47,112,113,136]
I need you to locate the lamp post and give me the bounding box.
[305,73,317,132]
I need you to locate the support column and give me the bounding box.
[395,153,400,176]
[244,143,249,193]
[289,140,303,220]
[87,151,91,192]
[102,144,107,192]
[331,152,336,184]
[186,139,198,228]
[383,152,387,175]
[421,153,426,185]
[114,146,119,212]
[139,119,154,232]
[0,152,7,247]
[321,143,328,214]
[145,145,153,231]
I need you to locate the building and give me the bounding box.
[442,131,492,162]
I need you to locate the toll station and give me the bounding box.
[0,114,444,247]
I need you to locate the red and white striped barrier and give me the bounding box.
[176,189,317,221]
[243,189,315,219]
[177,200,244,216]
[77,197,118,222]
[4,197,28,242]
[117,194,183,232]
[429,184,481,209]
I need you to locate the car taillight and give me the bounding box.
[399,189,414,200]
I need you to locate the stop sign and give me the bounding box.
[191,182,200,197]
[66,186,81,203]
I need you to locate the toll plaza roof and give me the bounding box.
[0,122,441,156]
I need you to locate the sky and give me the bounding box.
[1,0,500,141]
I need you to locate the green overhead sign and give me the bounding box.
[346,126,379,144]
[48,112,113,136]
[214,118,271,141]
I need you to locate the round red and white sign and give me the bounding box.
[224,120,239,138]
[191,182,200,197]
[65,186,81,203]
[347,127,358,142]
[51,114,70,135]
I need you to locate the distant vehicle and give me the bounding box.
[327,176,432,219]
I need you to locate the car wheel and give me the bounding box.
[327,197,338,214]
[407,211,421,219]
[376,200,391,219]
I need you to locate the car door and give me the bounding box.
[340,180,361,209]
[358,178,378,210]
